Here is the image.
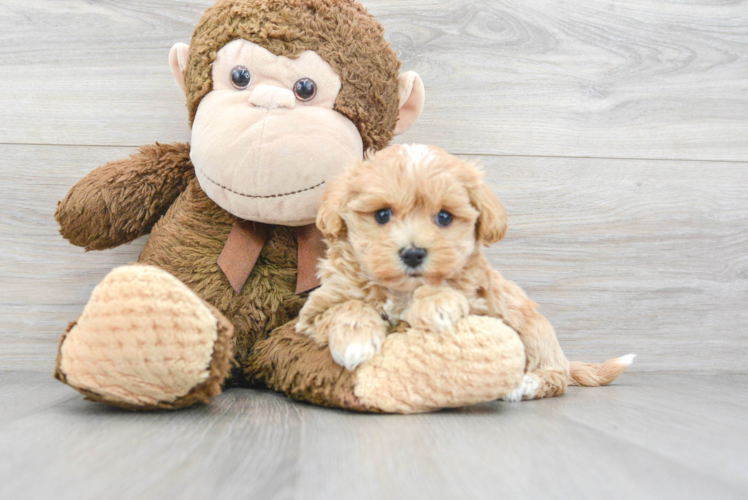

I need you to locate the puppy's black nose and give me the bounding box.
[400,247,428,268]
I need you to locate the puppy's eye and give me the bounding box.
[293,78,317,101]
[374,208,392,225]
[231,66,251,89]
[435,210,453,227]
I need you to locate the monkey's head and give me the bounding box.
[168,0,424,225]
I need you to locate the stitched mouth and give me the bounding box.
[199,168,325,199]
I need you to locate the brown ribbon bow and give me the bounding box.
[217,219,326,295]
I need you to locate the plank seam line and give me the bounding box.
[2,142,747,164]
[452,152,748,164]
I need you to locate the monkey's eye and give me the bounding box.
[435,210,454,227]
[231,66,251,89]
[374,208,392,225]
[293,78,317,101]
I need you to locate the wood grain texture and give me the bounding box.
[2,144,746,373]
[382,0,748,161]
[0,371,746,500]
[480,154,748,374]
[1,0,747,161]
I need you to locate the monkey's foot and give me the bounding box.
[249,315,526,414]
[55,265,233,410]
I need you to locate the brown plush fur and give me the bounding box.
[57,166,313,393]
[185,0,401,150]
[248,320,367,411]
[55,143,194,250]
[53,139,308,383]
[55,0,400,389]
[138,178,309,384]
[298,145,632,399]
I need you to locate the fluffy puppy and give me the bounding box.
[296,144,634,401]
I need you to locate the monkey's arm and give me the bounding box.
[55,142,194,250]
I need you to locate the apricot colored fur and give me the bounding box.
[298,145,632,399]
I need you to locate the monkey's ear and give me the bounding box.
[469,182,508,246]
[393,72,425,136]
[169,42,190,94]
[316,179,348,240]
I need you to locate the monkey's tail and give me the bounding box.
[568,354,636,387]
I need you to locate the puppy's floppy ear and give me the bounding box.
[468,178,508,246]
[316,176,348,240]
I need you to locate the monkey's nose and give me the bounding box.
[248,85,296,109]
[400,247,428,269]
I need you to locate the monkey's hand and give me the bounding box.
[302,300,387,371]
[55,142,194,250]
[405,285,470,333]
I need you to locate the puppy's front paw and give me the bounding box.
[320,301,388,371]
[405,285,470,333]
[330,335,384,372]
[501,374,540,402]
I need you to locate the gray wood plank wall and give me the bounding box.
[1,0,746,373]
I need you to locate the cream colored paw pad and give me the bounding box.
[354,316,526,413]
[59,265,219,406]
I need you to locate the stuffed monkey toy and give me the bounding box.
[53,0,526,413]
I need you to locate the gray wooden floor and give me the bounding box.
[0,372,746,500]
[1,0,747,498]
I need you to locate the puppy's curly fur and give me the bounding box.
[297,144,634,400]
